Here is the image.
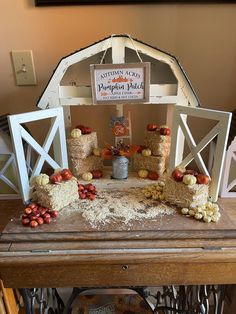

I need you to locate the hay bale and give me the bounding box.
[67,132,98,159]
[133,154,166,175]
[34,177,78,210]
[71,155,103,177]
[163,176,209,208]
[145,131,171,157]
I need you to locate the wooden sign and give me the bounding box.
[90,62,150,104]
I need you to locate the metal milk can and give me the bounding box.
[112,156,129,179]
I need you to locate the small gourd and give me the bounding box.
[142,148,152,157]
[71,128,82,139]
[82,172,93,181]
[138,169,149,178]
[35,174,49,186]
[93,147,101,157]
[181,207,189,215]
[183,174,197,186]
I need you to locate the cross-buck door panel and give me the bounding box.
[0,153,20,199]
[8,108,68,203]
[169,106,232,202]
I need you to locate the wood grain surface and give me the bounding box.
[1,198,236,288]
[1,200,236,242]
[3,261,236,288]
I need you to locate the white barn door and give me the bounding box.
[169,106,231,202]
[8,108,68,203]
[220,137,236,197]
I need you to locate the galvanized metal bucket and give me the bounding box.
[112,156,129,179]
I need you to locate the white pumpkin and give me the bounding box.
[141,148,152,157]
[93,147,101,157]
[138,169,149,178]
[183,174,197,186]
[82,172,93,181]
[181,207,189,215]
[71,128,82,139]
[35,174,49,186]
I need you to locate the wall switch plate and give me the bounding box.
[11,50,37,86]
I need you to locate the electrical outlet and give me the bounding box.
[11,50,37,86]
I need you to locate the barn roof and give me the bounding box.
[37,34,200,109]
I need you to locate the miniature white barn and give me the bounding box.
[8,34,231,203]
[37,34,203,180]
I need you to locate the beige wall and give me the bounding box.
[1,1,236,145]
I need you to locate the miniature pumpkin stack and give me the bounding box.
[67,125,103,179]
[133,123,171,178]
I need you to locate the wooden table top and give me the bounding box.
[1,197,236,288]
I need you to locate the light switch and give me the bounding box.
[11,50,37,86]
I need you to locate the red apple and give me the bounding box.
[79,192,86,199]
[89,193,96,201]
[197,174,210,185]
[83,127,92,135]
[22,218,30,226]
[85,183,95,191]
[30,215,38,221]
[60,168,72,181]
[28,202,38,210]
[147,123,158,131]
[160,127,171,136]
[30,220,38,228]
[78,125,92,134]
[43,212,51,218]
[91,169,103,179]
[38,207,47,215]
[24,207,32,215]
[78,184,85,191]
[36,217,44,225]
[172,169,184,182]
[148,171,159,180]
[50,210,59,218]
[44,217,51,224]
[50,173,63,184]
[31,207,38,213]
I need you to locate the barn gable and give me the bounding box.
[37,34,200,110]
